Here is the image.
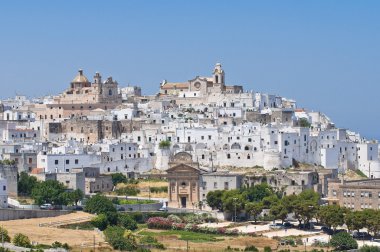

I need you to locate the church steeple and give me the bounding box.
[213,63,225,85]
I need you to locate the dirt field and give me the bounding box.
[137,180,168,198]
[0,212,104,247]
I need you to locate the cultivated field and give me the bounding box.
[0,212,104,247]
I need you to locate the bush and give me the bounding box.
[150,186,167,193]
[13,233,31,248]
[244,245,259,252]
[264,246,272,252]
[84,194,116,214]
[91,214,109,231]
[115,185,140,196]
[330,232,358,251]
[167,214,182,223]
[139,235,165,250]
[360,245,380,252]
[0,227,10,243]
[147,217,173,230]
[104,226,137,251]
[118,213,138,230]
[51,241,70,250]
[111,173,128,185]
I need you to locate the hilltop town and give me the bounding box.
[0,64,379,251]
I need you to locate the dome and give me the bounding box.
[71,69,90,83]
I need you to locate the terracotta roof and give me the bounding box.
[161,82,189,89]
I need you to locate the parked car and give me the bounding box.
[40,203,53,210]
[269,223,284,229]
[352,231,372,240]
[283,222,294,228]
[298,223,314,229]
[158,207,168,212]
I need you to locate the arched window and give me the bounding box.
[181,182,186,188]
[247,154,251,159]
[109,89,112,96]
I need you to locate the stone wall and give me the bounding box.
[0,209,70,221]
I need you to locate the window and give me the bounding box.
[55,160,59,165]
[224,182,229,190]
[66,160,69,165]
[248,138,252,142]
[181,182,186,188]
[208,135,211,140]
[227,153,231,159]
[75,159,79,164]
[3,186,6,191]
[201,154,205,159]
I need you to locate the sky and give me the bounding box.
[0,1,379,139]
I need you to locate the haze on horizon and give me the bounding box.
[0,1,379,139]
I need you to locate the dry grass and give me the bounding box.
[0,212,104,247]
[137,180,168,198]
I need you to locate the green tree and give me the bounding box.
[84,194,116,214]
[91,214,109,231]
[111,173,127,185]
[206,190,224,211]
[12,233,31,248]
[318,205,346,230]
[118,214,138,230]
[330,232,358,251]
[103,226,137,251]
[299,118,311,128]
[0,226,10,242]
[159,140,171,149]
[293,189,319,225]
[18,172,39,196]
[245,202,263,223]
[64,189,84,206]
[31,180,67,205]
[363,209,380,236]
[243,183,274,202]
[270,201,288,224]
[345,210,366,232]
[261,195,279,209]
[221,189,245,214]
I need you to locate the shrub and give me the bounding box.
[91,213,109,231]
[167,214,182,223]
[84,194,116,214]
[0,227,10,243]
[139,235,165,250]
[118,213,138,230]
[245,245,259,252]
[104,226,137,251]
[150,186,168,193]
[147,217,173,230]
[51,241,70,250]
[111,173,128,185]
[13,233,31,248]
[360,245,380,252]
[115,185,140,196]
[264,246,272,252]
[330,232,358,251]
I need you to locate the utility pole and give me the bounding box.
[93,235,95,252]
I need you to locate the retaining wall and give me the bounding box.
[117,202,162,212]
[0,208,70,221]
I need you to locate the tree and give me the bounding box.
[345,210,366,232]
[18,172,39,196]
[103,226,137,251]
[206,190,224,211]
[118,214,137,230]
[159,140,171,149]
[221,189,245,214]
[293,189,319,225]
[261,195,279,209]
[299,118,311,128]
[63,189,84,206]
[31,180,67,205]
[111,173,127,185]
[270,201,288,224]
[12,233,31,248]
[245,202,263,223]
[330,232,358,251]
[363,209,380,236]
[0,226,10,242]
[243,183,274,202]
[91,214,109,231]
[84,194,116,214]
[318,205,345,230]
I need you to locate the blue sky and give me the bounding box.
[0,1,379,139]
